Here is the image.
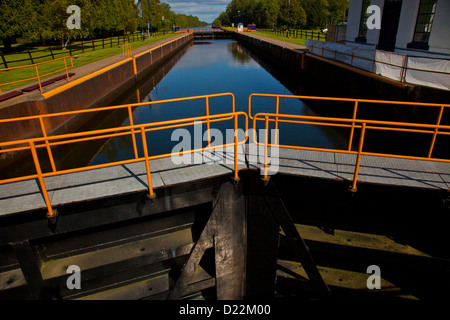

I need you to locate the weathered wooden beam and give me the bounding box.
[169,181,245,300]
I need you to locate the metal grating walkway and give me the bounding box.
[0,146,449,217]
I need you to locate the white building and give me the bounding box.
[346,0,450,57]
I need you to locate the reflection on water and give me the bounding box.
[228,42,251,65]
[90,39,348,166]
[88,40,349,165]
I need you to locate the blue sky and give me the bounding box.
[161,0,231,23]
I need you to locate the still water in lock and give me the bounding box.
[88,39,348,167]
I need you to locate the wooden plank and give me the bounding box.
[263,180,330,295]
[76,273,169,300]
[170,181,245,299]
[40,228,193,280]
[245,191,280,298]
[277,259,417,300]
[292,224,429,257]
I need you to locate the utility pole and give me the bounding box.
[147,0,152,38]
[287,0,291,38]
[138,1,144,40]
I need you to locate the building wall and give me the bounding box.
[395,0,420,50]
[366,0,384,46]
[428,0,450,55]
[346,0,363,42]
[346,0,450,56]
[346,0,384,48]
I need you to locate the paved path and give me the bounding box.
[238,32,308,51]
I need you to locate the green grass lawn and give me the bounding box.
[0,33,178,93]
[251,30,309,46]
[222,27,325,47]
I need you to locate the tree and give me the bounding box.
[114,0,139,35]
[279,0,306,29]
[301,0,330,29]
[327,0,348,25]
[141,0,162,32]
[0,0,38,51]
[0,0,207,51]
[213,12,230,27]
[213,0,346,30]
[259,0,280,29]
[39,0,88,47]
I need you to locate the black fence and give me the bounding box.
[259,29,326,41]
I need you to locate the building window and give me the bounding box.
[355,0,371,43]
[408,0,438,50]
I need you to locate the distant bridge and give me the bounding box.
[185,28,234,39]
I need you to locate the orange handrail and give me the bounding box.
[252,111,450,190]
[2,92,450,218]
[0,56,74,94]
[0,93,242,218]
[248,93,450,153]
[0,111,247,218]
[122,42,132,58]
[308,45,450,81]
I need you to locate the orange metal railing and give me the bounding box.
[122,42,132,58]
[249,93,450,190]
[2,92,450,219]
[0,56,74,94]
[0,93,244,218]
[308,44,450,83]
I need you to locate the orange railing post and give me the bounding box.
[38,117,57,172]
[29,140,55,218]
[128,105,139,159]
[263,115,270,181]
[351,123,366,192]
[428,105,445,158]
[35,64,42,92]
[348,101,359,151]
[140,126,155,200]
[64,57,70,81]
[234,112,239,182]
[274,96,280,145]
[205,97,211,147]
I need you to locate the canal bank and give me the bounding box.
[0,33,194,143]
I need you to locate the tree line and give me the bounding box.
[213,0,348,30]
[0,0,208,52]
